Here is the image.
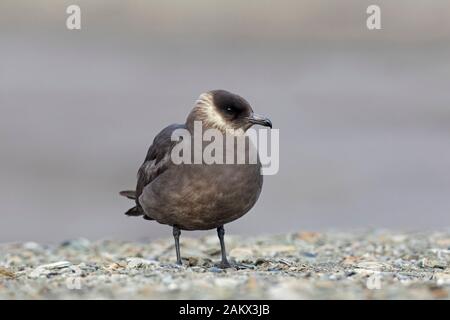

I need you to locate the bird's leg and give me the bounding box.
[217,225,231,268]
[172,226,182,265]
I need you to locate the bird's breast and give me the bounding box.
[141,162,263,230]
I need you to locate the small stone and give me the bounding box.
[254,258,268,265]
[23,242,41,251]
[302,252,317,258]
[429,249,450,263]
[126,258,156,269]
[106,263,124,271]
[355,261,389,271]
[237,263,256,270]
[186,256,211,267]
[342,256,359,265]
[396,274,413,283]
[345,270,357,277]
[61,238,90,250]
[29,261,72,278]
[190,266,206,273]
[277,258,293,266]
[268,267,282,272]
[45,261,72,269]
[420,258,447,269]
[0,267,15,278]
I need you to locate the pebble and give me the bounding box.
[0,231,449,299]
[355,261,390,271]
[61,238,91,250]
[23,242,41,251]
[28,261,72,278]
[302,252,317,258]
[420,258,447,269]
[126,258,157,269]
[0,267,15,278]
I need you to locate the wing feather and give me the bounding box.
[135,123,185,213]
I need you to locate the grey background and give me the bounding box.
[1,0,449,242]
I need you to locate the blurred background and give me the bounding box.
[1,0,449,242]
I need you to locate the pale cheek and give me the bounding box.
[194,94,244,132]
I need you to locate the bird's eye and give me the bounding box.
[225,106,235,114]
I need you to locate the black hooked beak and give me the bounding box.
[247,113,272,129]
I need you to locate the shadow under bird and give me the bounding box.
[120,90,272,268]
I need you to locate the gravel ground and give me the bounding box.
[1,230,449,299]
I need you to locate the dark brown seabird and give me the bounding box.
[120,90,272,268]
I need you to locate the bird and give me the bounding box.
[120,89,272,268]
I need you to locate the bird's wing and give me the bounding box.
[135,123,186,208]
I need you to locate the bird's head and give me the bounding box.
[186,90,272,133]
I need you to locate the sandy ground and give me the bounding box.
[0,230,449,299]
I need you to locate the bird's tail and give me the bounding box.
[119,190,143,216]
[124,206,141,216]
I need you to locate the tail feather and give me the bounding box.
[120,190,149,218]
[124,206,142,216]
[119,190,136,200]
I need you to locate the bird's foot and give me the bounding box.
[167,261,184,269]
[216,260,232,269]
[215,260,255,270]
